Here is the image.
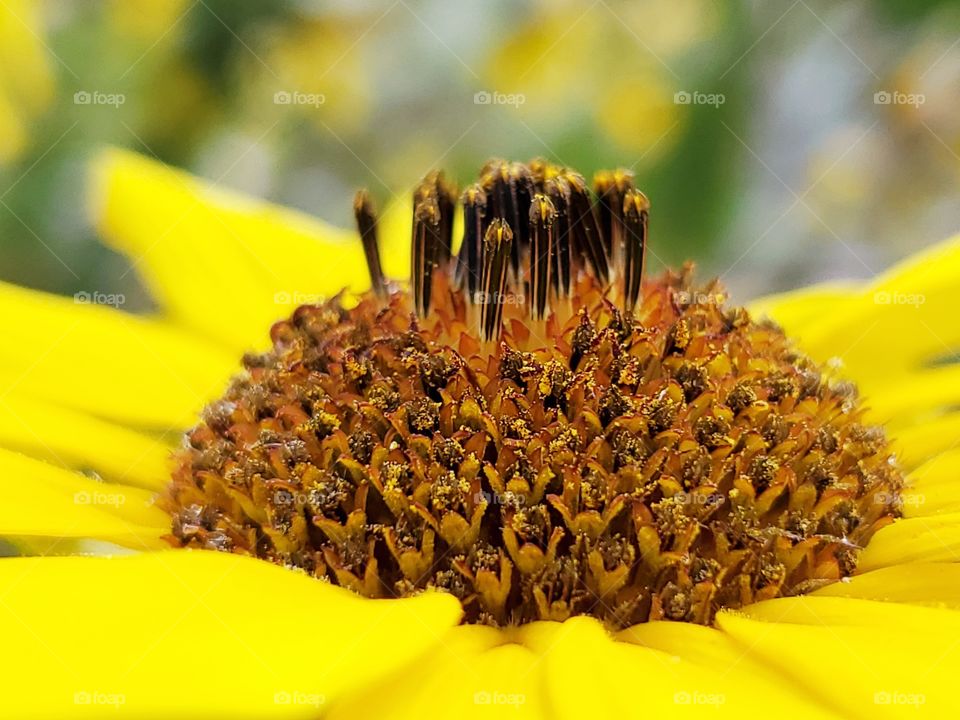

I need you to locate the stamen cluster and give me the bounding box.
[165,160,903,627]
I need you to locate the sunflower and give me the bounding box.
[2,148,959,720]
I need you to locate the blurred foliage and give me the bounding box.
[0,0,958,305]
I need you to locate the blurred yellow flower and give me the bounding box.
[255,19,372,135]
[596,75,679,159]
[106,0,192,41]
[483,1,718,162]
[0,0,54,163]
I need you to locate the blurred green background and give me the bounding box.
[0,0,958,309]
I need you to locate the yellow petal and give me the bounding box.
[892,411,960,471]
[328,624,547,719]
[0,391,170,490]
[857,514,960,571]
[0,280,235,429]
[866,364,960,427]
[519,616,834,719]
[754,234,960,417]
[719,597,960,718]
[751,239,960,473]
[0,449,167,548]
[904,448,960,517]
[619,621,837,716]
[748,281,860,339]
[814,563,960,609]
[736,594,960,631]
[92,147,371,353]
[791,235,960,386]
[0,551,462,718]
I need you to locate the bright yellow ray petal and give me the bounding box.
[857,513,960,571]
[787,235,960,387]
[735,594,960,631]
[748,281,860,339]
[0,281,236,429]
[518,617,835,719]
[328,625,547,719]
[750,238,960,448]
[891,411,960,471]
[904,448,960,517]
[719,598,960,718]
[814,563,960,608]
[0,449,167,549]
[866,364,960,427]
[92,147,372,353]
[0,391,170,490]
[618,621,839,716]
[0,551,462,719]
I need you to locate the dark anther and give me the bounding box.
[529,193,556,320]
[478,219,513,342]
[457,184,487,298]
[594,168,635,263]
[544,178,572,299]
[481,160,533,276]
[353,189,386,297]
[621,188,649,313]
[412,196,442,318]
[564,171,610,285]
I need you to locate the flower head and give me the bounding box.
[0,149,958,718]
[165,158,902,629]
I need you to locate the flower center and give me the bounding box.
[163,159,903,628]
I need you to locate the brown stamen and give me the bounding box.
[478,219,513,342]
[352,189,386,297]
